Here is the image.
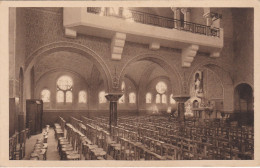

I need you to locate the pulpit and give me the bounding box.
[26,99,43,135]
[172,95,190,122]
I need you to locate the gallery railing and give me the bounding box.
[86,7,220,37]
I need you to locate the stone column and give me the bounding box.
[185,9,191,30]
[173,95,190,122]
[203,8,212,36]
[105,93,123,134]
[171,7,181,29]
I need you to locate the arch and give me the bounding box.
[129,92,136,103]
[187,62,234,112]
[99,91,107,104]
[24,42,112,103]
[119,54,182,95]
[78,90,87,103]
[35,68,90,89]
[124,74,138,90]
[146,76,171,92]
[234,81,254,91]
[234,83,254,113]
[146,92,152,104]
[187,61,233,87]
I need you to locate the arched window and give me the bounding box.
[121,81,125,91]
[119,81,125,104]
[156,81,167,94]
[156,81,167,104]
[146,93,152,104]
[99,91,107,104]
[162,94,167,104]
[79,91,87,103]
[57,76,73,103]
[57,90,64,103]
[129,92,136,104]
[156,94,161,104]
[66,91,72,103]
[170,94,176,104]
[41,89,50,102]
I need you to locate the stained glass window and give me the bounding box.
[41,89,50,102]
[156,94,161,104]
[99,91,107,104]
[57,90,64,103]
[162,94,167,104]
[119,81,125,104]
[79,91,87,103]
[129,92,136,103]
[121,81,125,91]
[57,76,73,90]
[146,93,152,104]
[57,76,73,103]
[66,91,72,103]
[156,82,167,94]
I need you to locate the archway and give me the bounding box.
[120,54,182,95]
[187,63,233,112]
[23,42,112,112]
[120,54,182,114]
[234,83,253,113]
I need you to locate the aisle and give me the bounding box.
[46,128,60,160]
[24,128,60,160]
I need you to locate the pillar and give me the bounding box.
[173,95,190,122]
[30,66,35,98]
[171,7,181,29]
[203,8,212,36]
[105,93,123,134]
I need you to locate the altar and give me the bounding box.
[192,106,214,121]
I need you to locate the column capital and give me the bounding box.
[172,95,190,103]
[170,7,181,12]
[180,8,189,14]
[105,93,123,102]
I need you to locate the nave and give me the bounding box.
[8,7,254,163]
[11,114,254,161]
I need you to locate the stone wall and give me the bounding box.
[10,7,253,120]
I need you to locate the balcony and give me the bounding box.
[87,7,220,37]
[63,7,224,67]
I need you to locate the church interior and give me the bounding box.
[8,7,254,160]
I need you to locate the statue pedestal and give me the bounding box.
[105,93,123,134]
[173,95,190,122]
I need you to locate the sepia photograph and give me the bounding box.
[1,0,260,167]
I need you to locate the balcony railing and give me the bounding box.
[86,7,220,37]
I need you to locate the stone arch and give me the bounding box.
[234,83,254,113]
[187,61,234,112]
[23,41,112,111]
[234,81,254,91]
[35,68,90,89]
[119,53,182,95]
[24,41,112,90]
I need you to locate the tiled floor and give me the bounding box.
[24,128,60,160]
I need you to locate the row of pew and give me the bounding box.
[53,114,254,160]
[54,116,108,160]
[9,128,30,160]
[79,115,254,160]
